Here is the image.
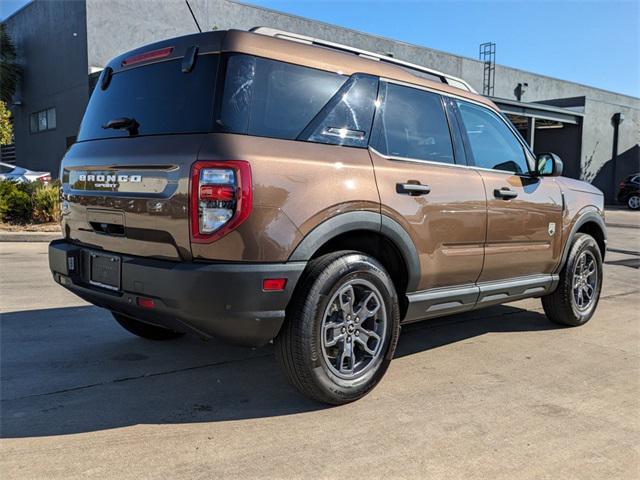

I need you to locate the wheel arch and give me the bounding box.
[288,211,421,304]
[556,211,607,273]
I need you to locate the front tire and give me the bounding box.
[275,251,401,405]
[112,312,185,340]
[627,194,640,210]
[542,233,603,326]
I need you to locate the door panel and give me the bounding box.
[371,150,487,291]
[453,98,564,282]
[478,171,563,282]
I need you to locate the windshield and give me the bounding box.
[0,163,15,174]
[77,54,219,141]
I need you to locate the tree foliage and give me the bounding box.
[0,100,11,145]
[0,23,20,104]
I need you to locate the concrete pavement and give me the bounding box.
[0,224,638,479]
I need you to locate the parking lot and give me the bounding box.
[1,210,638,479]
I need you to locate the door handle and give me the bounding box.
[494,187,518,200]
[396,182,431,196]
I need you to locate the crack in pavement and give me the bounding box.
[3,290,637,403]
[606,223,640,230]
[607,247,640,257]
[2,353,272,403]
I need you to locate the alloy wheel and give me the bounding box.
[572,251,598,311]
[320,279,387,380]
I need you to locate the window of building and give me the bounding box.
[30,107,56,133]
[456,101,530,174]
[219,54,348,141]
[371,82,455,164]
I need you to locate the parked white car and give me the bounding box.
[0,162,51,183]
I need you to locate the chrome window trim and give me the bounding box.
[368,146,525,176]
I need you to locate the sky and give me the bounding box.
[1,0,638,97]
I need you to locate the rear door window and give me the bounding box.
[77,55,219,141]
[370,82,455,164]
[218,55,348,141]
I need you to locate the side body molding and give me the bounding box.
[555,211,607,274]
[288,211,421,292]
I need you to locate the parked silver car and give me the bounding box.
[0,162,51,183]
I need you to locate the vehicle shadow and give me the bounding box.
[1,303,560,438]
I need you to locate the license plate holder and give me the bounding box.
[89,252,121,291]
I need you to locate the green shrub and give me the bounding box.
[32,181,61,223]
[0,178,19,198]
[0,180,33,223]
[0,179,60,224]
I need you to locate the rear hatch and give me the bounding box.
[61,33,224,260]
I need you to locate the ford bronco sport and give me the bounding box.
[49,28,606,405]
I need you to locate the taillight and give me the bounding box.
[190,161,252,243]
[39,174,51,184]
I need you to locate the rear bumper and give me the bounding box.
[48,240,306,346]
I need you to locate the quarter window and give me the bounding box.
[298,74,379,148]
[456,101,529,174]
[371,82,455,164]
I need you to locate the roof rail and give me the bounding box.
[250,26,477,94]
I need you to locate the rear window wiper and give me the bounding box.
[102,117,139,136]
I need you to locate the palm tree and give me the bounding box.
[0,23,20,104]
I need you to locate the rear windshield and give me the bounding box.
[77,54,219,141]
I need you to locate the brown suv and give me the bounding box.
[49,28,606,404]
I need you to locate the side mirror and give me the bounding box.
[535,153,563,177]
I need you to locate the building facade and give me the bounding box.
[4,0,639,202]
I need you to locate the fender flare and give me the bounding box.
[288,211,421,292]
[555,211,607,274]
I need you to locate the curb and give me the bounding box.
[0,232,61,242]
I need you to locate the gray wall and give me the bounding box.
[85,0,640,199]
[6,0,640,200]
[4,0,89,175]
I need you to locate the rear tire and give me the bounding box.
[275,251,401,405]
[542,233,603,326]
[112,312,185,340]
[627,195,640,210]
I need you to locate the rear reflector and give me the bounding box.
[136,296,155,309]
[122,47,174,67]
[262,278,287,291]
